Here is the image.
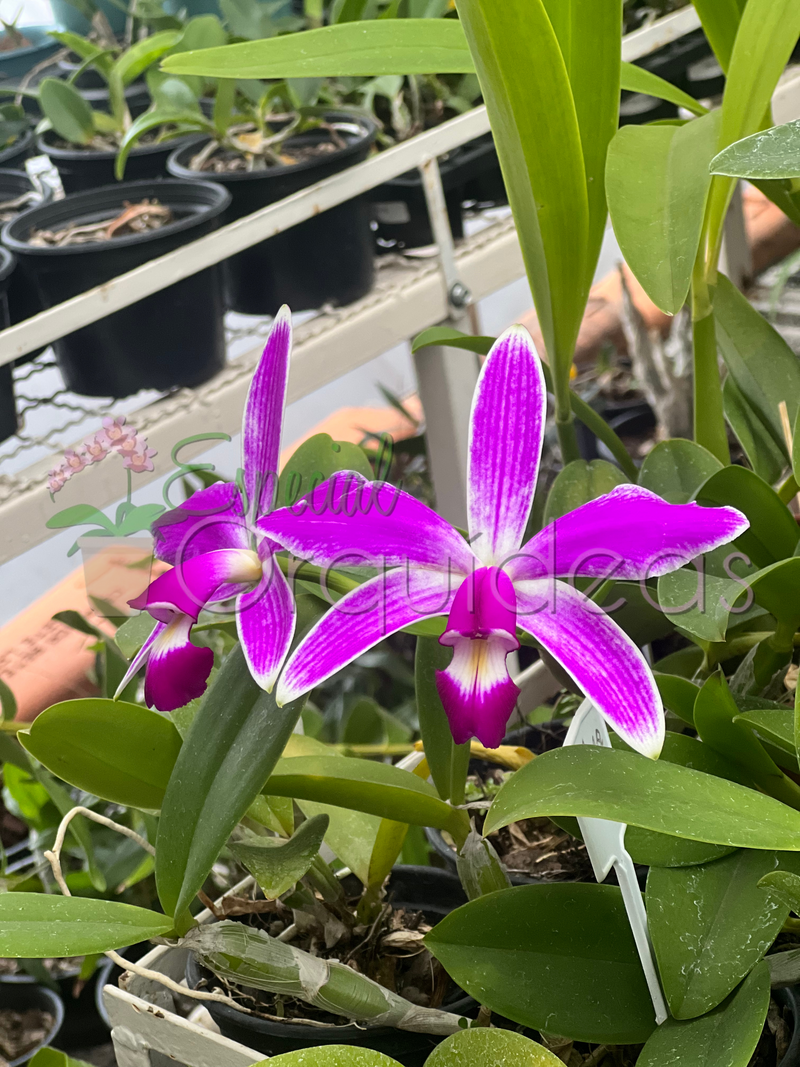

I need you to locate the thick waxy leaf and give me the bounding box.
[162,18,475,78]
[692,0,745,72]
[255,1051,401,1067]
[156,645,305,922]
[657,543,757,645]
[0,895,173,957]
[19,699,181,810]
[711,119,800,179]
[543,459,628,524]
[426,1028,563,1066]
[636,962,770,1067]
[693,673,798,804]
[736,557,800,631]
[39,78,95,146]
[278,433,372,509]
[619,61,708,117]
[714,273,800,469]
[606,112,720,315]
[723,375,788,486]
[624,732,748,867]
[638,441,722,505]
[426,883,656,1044]
[484,746,800,851]
[695,465,798,568]
[264,756,469,841]
[759,868,800,913]
[116,107,208,179]
[415,636,469,804]
[654,673,699,726]
[734,705,795,768]
[32,765,105,893]
[411,328,494,355]
[648,850,797,1018]
[229,815,329,899]
[112,29,182,87]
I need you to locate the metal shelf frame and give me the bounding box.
[0,6,707,564]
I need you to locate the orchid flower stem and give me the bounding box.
[553,375,581,466]
[691,263,730,466]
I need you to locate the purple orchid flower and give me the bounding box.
[259,325,748,758]
[116,307,297,712]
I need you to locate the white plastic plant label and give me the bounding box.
[564,700,668,1025]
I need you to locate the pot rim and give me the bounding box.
[167,111,377,185]
[1,177,231,256]
[0,25,58,59]
[37,126,181,164]
[0,980,65,1067]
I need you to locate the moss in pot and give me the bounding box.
[2,178,230,397]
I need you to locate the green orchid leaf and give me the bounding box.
[31,765,106,893]
[162,18,474,78]
[758,868,800,914]
[648,851,798,1018]
[620,61,709,117]
[723,374,788,486]
[0,676,17,723]
[692,0,745,73]
[39,78,95,146]
[734,704,795,768]
[654,673,699,726]
[543,459,628,524]
[656,543,756,645]
[711,119,800,179]
[116,107,209,179]
[426,1027,563,1066]
[636,961,770,1067]
[156,645,305,923]
[114,612,158,659]
[411,327,494,355]
[278,433,373,509]
[48,30,113,79]
[264,755,469,841]
[484,745,800,851]
[19,698,182,810]
[255,1047,401,1066]
[638,440,723,504]
[426,883,656,1044]
[0,894,173,957]
[415,636,469,804]
[607,111,720,315]
[113,29,182,87]
[714,272,800,468]
[229,814,330,899]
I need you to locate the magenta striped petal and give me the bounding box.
[277,566,457,705]
[243,305,292,518]
[515,578,664,758]
[467,326,546,566]
[142,614,214,712]
[258,472,476,574]
[129,549,263,622]
[152,482,248,565]
[511,485,750,582]
[237,556,295,692]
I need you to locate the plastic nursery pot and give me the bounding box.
[50,0,127,36]
[371,133,504,252]
[0,167,53,360]
[3,178,231,397]
[575,397,657,462]
[167,113,377,316]
[185,866,474,1067]
[776,985,800,1066]
[0,979,65,1066]
[3,962,113,1052]
[0,27,59,80]
[0,246,18,444]
[0,128,35,170]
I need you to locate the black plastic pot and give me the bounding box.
[3,178,231,397]
[4,961,112,1051]
[576,397,656,462]
[167,114,377,315]
[619,92,678,126]
[37,126,179,195]
[776,985,800,1065]
[0,247,17,443]
[0,168,53,360]
[0,979,64,1066]
[0,128,35,170]
[186,866,473,1067]
[371,133,503,252]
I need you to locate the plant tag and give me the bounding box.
[564,700,668,1025]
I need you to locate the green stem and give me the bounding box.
[691,266,730,465]
[779,474,800,504]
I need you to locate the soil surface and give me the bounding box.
[196,137,341,174]
[0,1007,53,1062]
[193,890,456,1025]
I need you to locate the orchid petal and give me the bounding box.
[143,614,214,712]
[259,472,476,574]
[511,485,750,582]
[437,567,520,749]
[237,555,295,692]
[467,325,546,565]
[152,482,247,565]
[114,620,165,700]
[277,566,457,705]
[129,549,262,622]
[243,305,292,518]
[515,578,664,758]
